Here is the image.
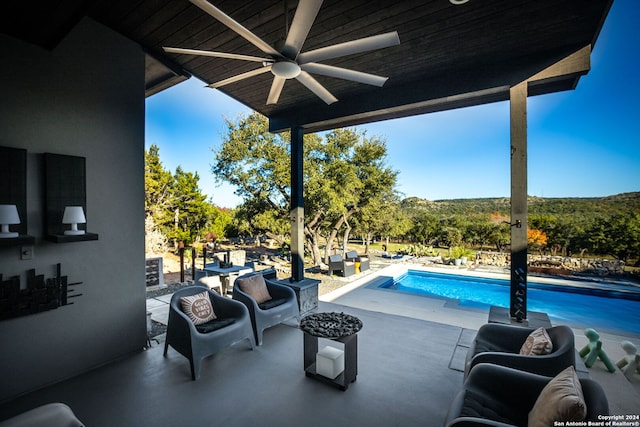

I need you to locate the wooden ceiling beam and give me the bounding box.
[527,45,591,87]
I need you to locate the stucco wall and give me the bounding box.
[0,18,146,402]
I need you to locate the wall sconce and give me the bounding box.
[62,206,86,236]
[0,204,20,238]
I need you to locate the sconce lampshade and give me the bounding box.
[0,204,21,238]
[62,206,86,236]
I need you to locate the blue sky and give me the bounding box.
[146,0,639,208]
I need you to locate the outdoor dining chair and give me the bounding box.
[194,269,223,295]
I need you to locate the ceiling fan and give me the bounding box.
[163,0,400,105]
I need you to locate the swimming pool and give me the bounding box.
[377,270,640,335]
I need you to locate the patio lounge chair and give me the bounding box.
[164,286,255,380]
[445,364,608,427]
[465,323,575,378]
[345,250,370,271]
[328,254,355,277]
[233,273,300,345]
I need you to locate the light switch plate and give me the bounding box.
[20,246,33,260]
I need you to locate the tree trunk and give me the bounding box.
[324,209,357,264]
[305,226,323,266]
[304,210,325,266]
[365,231,372,254]
[325,220,345,263]
[265,231,285,246]
[342,216,352,254]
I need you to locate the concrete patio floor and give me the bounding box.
[1,301,466,426]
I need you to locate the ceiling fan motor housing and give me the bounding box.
[271,60,301,79]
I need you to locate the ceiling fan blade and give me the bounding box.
[266,76,286,105]
[298,31,400,64]
[301,63,388,87]
[281,0,323,59]
[208,66,272,88]
[163,47,272,63]
[295,71,337,105]
[189,0,282,57]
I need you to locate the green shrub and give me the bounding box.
[399,244,438,257]
[450,246,472,259]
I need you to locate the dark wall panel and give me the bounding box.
[0,17,146,402]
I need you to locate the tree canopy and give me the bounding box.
[145,144,229,248]
[211,112,400,265]
[400,193,640,263]
[146,118,639,267]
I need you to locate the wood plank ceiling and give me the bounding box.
[2,0,613,132]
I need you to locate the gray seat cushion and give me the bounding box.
[459,389,517,425]
[195,318,236,334]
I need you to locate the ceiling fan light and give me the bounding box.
[449,0,470,4]
[271,61,301,79]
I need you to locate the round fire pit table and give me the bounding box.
[300,312,363,390]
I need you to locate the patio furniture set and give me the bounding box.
[328,250,370,277]
[0,303,614,425]
[166,250,612,424]
[194,249,255,296]
[164,268,365,388]
[445,322,610,426]
[164,271,300,380]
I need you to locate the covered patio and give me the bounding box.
[0,0,627,424]
[1,291,638,425]
[0,301,463,426]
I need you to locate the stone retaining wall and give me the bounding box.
[475,252,625,275]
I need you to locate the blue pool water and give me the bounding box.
[378,270,640,335]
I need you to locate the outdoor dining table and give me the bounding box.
[204,264,251,295]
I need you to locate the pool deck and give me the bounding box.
[320,263,640,415]
[321,263,640,339]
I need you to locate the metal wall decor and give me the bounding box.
[0,264,82,321]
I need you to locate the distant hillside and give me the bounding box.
[401,192,640,217]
